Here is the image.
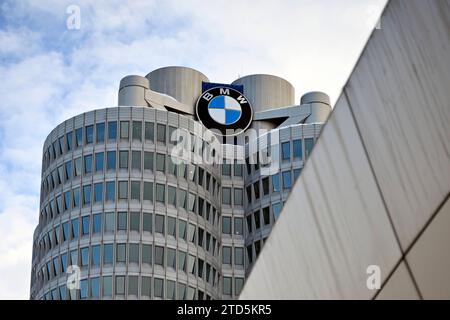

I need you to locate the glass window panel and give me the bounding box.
[116,244,126,263]
[156,183,165,203]
[222,187,231,205]
[234,217,243,235]
[85,125,93,144]
[272,202,282,221]
[82,215,90,235]
[155,214,164,235]
[95,152,104,172]
[74,157,82,177]
[94,182,103,203]
[62,222,69,241]
[305,137,314,158]
[143,212,152,232]
[65,160,72,181]
[106,181,115,201]
[235,278,244,295]
[154,278,164,298]
[103,276,112,297]
[222,216,231,234]
[129,243,139,264]
[71,218,79,239]
[188,193,196,212]
[90,277,100,298]
[142,244,152,264]
[128,275,138,296]
[167,216,176,237]
[83,185,91,205]
[118,181,128,200]
[120,121,129,139]
[131,151,141,170]
[132,121,142,141]
[119,151,128,169]
[92,213,101,233]
[144,122,154,141]
[156,153,165,172]
[117,211,127,231]
[61,253,68,272]
[66,132,73,151]
[188,254,196,275]
[75,128,82,147]
[80,279,88,299]
[282,170,292,189]
[91,245,100,266]
[272,173,280,192]
[81,247,89,266]
[96,122,105,143]
[281,141,290,160]
[254,211,261,229]
[222,246,231,264]
[235,247,244,266]
[188,223,196,243]
[246,215,252,233]
[107,121,117,141]
[130,211,140,232]
[141,276,151,297]
[103,244,113,264]
[234,188,243,205]
[178,220,187,240]
[144,152,153,170]
[222,163,231,176]
[223,277,232,295]
[155,246,164,266]
[178,251,186,272]
[262,177,270,195]
[131,181,140,200]
[178,283,186,299]
[156,124,166,143]
[293,139,302,159]
[115,276,125,295]
[167,248,176,269]
[168,186,176,206]
[143,182,153,201]
[104,212,114,232]
[178,189,187,210]
[166,280,175,300]
[263,207,270,225]
[253,181,260,200]
[106,151,116,171]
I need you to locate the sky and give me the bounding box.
[0,0,387,299]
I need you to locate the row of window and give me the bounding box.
[35,211,220,260]
[36,243,221,289]
[40,275,220,300]
[40,181,221,228]
[245,202,283,234]
[41,151,221,201]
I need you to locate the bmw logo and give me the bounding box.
[196,86,253,136]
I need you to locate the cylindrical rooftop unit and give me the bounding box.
[300,91,332,124]
[146,66,209,107]
[231,74,295,112]
[118,75,150,107]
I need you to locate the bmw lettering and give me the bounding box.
[196,87,253,136]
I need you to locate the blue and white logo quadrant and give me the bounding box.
[208,95,242,125]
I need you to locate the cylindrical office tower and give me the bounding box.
[232,74,295,131]
[146,66,209,106]
[30,107,222,300]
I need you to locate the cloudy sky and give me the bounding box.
[0,0,386,299]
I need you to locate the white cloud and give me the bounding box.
[0,0,387,299]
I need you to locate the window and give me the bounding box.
[235,247,244,266]
[106,151,116,171]
[222,187,231,205]
[223,277,232,295]
[293,139,302,159]
[282,170,292,189]
[115,276,125,295]
[178,251,186,272]
[167,248,176,269]
[178,220,187,240]
[116,244,126,263]
[80,279,88,299]
[168,126,177,144]
[234,217,243,235]
[75,128,82,147]
[234,160,242,177]
[157,124,166,143]
[282,141,290,160]
[156,183,165,203]
[62,222,69,241]
[103,244,113,264]
[64,191,70,211]
[66,132,73,151]
[272,202,282,220]
[93,213,101,233]
[91,245,100,266]
[130,211,140,232]
[106,181,115,201]
[156,153,165,172]
[83,185,91,205]
[198,197,204,217]
[246,185,252,204]
[247,245,253,264]
[129,243,139,264]
[94,182,103,203]
[246,215,252,233]
[254,211,261,229]
[65,161,72,181]
[107,121,117,141]
[117,211,127,231]
[188,224,196,243]
[272,173,280,192]
[145,122,154,141]
[222,246,231,264]
[141,276,151,297]
[154,278,164,298]
[85,125,93,144]
[104,212,114,232]
[61,253,68,272]
[143,213,152,232]
[120,121,129,139]
[198,227,204,247]
[168,186,176,206]
[255,240,261,257]
[178,283,186,299]
[155,214,164,235]
[222,216,231,234]
[89,277,100,299]
[70,249,78,266]
[143,182,153,201]
[222,163,231,176]
[262,177,270,196]
[253,181,260,200]
[305,137,314,158]
[119,151,128,169]
[95,152,104,172]
[128,275,138,296]
[118,181,128,199]
[82,216,90,235]
[168,157,177,176]
[131,151,141,170]
[166,280,176,300]
[263,206,270,225]
[103,276,112,297]
[81,247,89,266]
[74,157,82,177]
[234,188,243,205]
[188,193,196,212]
[155,246,164,266]
[167,216,176,237]
[132,121,142,141]
[188,255,196,275]
[142,244,152,265]
[178,189,187,210]
[294,168,302,181]
[96,123,105,143]
[71,218,79,239]
[235,278,244,295]
[131,181,140,200]
[144,152,153,170]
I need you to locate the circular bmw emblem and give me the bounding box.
[196,87,253,136]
